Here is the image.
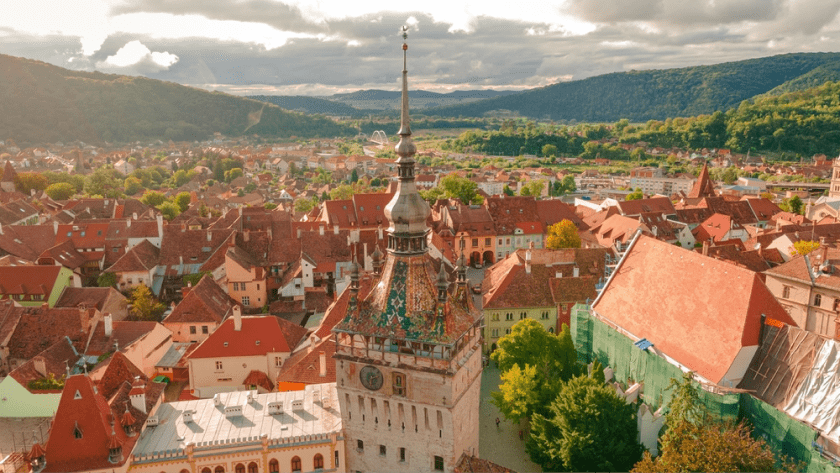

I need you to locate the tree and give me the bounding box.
[124,176,143,196]
[174,192,191,212]
[84,168,123,198]
[264,202,277,210]
[490,320,579,423]
[519,179,545,198]
[140,191,167,207]
[560,174,576,194]
[45,182,76,200]
[330,184,355,201]
[542,144,558,157]
[157,201,181,221]
[294,197,316,213]
[546,220,581,249]
[350,168,359,183]
[632,372,787,473]
[14,172,48,194]
[626,187,644,200]
[224,167,243,183]
[490,364,540,424]
[97,272,117,288]
[791,240,820,256]
[438,174,482,204]
[529,375,644,472]
[129,284,166,321]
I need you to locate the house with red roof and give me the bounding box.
[691,213,749,244]
[482,247,608,352]
[0,265,79,307]
[162,275,236,343]
[187,306,309,398]
[39,373,164,473]
[592,234,796,387]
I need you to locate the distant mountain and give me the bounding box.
[424,52,840,122]
[249,95,367,117]
[0,54,355,146]
[327,88,520,110]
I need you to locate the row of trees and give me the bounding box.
[490,319,796,471]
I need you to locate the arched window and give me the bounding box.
[180,470,190,473]
[215,467,225,473]
[393,372,406,396]
[268,459,279,473]
[314,453,324,469]
[291,456,302,472]
[201,468,211,473]
[235,464,245,473]
[247,463,258,473]
[548,327,554,333]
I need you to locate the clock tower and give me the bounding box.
[333,28,483,473]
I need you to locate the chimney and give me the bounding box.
[297,227,301,238]
[319,223,324,236]
[132,212,137,220]
[33,356,46,377]
[0,222,3,235]
[573,266,579,277]
[104,313,113,338]
[233,305,242,331]
[79,307,90,332]
[129,377,147,414]
[319,351,327,377]
[377,225,383,240]
[702,240,710,256]
[182,281,193,298]
[243,229,250,242]
[525,249,532,274]
[206,231,212,242]
[820,236,827,246]
[156,214,164,238]
[334,224,339,235]
[126,217,131,228]
[53,220,58,235]
[180,223,186,232]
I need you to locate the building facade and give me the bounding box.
[333,36,483,473]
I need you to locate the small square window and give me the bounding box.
[380,445,386,456]
[190,326,196,334]
[202,325,209,334]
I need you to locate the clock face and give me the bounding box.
[359,365,384,391]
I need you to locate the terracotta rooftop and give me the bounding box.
[162,275,235,324]
[593,235,795,385]
[189,315,309,359]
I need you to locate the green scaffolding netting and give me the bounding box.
[570,303,840,472]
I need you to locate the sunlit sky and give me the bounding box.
[2,0,839,95]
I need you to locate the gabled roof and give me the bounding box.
[54,287,127,319]
[618,196,676,217]
[8,337,80,391]
[592,235,796,384]
[7,306,95,361]
[162,275,235,324]
[535,199,586,231]
[0,265,62,297]
[277,335,337,386]
[91,351,145,400]
[687,162,716,198]
[85,320,161,357]
[188,315,309,359]
[105,239,160,273]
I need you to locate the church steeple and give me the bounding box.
[383,27,431,256]
[688,161,716,199]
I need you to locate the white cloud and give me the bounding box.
[98,40,178,69]
[347,40,361,47]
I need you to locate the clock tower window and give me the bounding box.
[392,372,406,396]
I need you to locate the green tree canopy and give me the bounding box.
[438,174,483,205]
[45,182,76,200]
[174,192,191,212]
[294,197,316,213]
[129,284,166,321]
[519,179,545,198]
[157,201,181,221]
[124,176,143,196]
[140,190,167,207]
[626,187,644,200]
[329,184,355,201]
[542,143,558,157]
[546,220,582,249]
[791,240,820,256]
[529,375,644,472]
[490,364,540,424]
[84,168,123,198]
[14,172,48,194]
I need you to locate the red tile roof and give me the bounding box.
[0,265,63,299]
[188,315,309,359]
[592,235,795,384]
[277,335,337,386]
[162,275,235,324]
[618,196,676,217]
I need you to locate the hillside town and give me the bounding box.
[4,51,840,473]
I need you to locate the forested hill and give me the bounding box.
[249,95,368,117]
[424,52,840,122]
[0,54,355,146]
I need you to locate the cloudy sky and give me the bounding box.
[2,0,840,96]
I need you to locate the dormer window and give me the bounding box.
[108,445,122,463]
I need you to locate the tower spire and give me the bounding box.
[383,25,430,256]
